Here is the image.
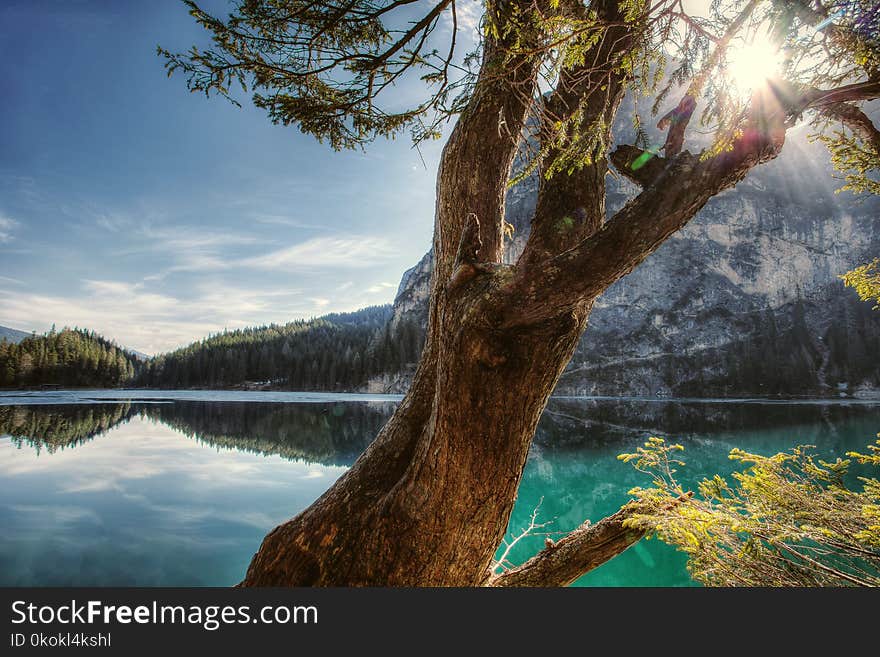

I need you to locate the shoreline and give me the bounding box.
[2,387,880,406]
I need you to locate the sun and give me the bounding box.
[726,35,783,95]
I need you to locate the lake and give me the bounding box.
[1,389,878,586]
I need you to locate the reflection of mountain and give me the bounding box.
[0,403,136,453]
[536,398,878,451]
[139,402,394,466]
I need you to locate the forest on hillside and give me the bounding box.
[0,328,140,388]
[136,305,423,390]
[0,307,424,391]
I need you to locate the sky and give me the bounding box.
[0,0,745,356]
[0,0,487,355]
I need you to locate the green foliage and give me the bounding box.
[842,258,880,307]
[0,328,141,389]
[159,0,476,150]
[817,130,880,196]
[619,437,880,586]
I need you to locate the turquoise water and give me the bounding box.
[0,391,877,586]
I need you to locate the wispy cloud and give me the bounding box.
[243,236,396,270]
[93,213,132,233]
[127,224,270,280]
[251,214,326,231]
[366,282,396,294]
[0,278,332,355]
[140,225,265,252]
[442,0,482,35]
[0,215,20,243]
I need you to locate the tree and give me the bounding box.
[162,0,880,586]
[619,436,880,586]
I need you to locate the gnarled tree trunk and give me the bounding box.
[241,24,592,586]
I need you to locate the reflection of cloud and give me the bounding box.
[17,408,348,585]
[242,236,396,270]
[0,416,351,584]
[8,504,101,525]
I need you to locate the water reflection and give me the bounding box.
[2,401,396,466]
[0,403,137,454]
[536,397,875,450]
[1,396,878,586]
[0,414,349,586]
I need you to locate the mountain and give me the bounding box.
[0,325,30,344]
[128,348,152,361]
[137,305,412,391]
[381,112,880,398]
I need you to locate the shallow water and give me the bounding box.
[1,391,877,586]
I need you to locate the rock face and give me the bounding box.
[384,118,880,398]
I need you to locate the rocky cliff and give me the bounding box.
[382,111,880,398]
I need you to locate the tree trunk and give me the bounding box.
[240,28,601,585]
[241,291,594,585]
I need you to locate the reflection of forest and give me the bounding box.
[141,401,394,466]
[2,399,876,465]
[0,401,396,466]
[0,403,137,454]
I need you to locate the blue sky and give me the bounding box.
[0,0,482,354]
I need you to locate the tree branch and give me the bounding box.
[489,507,642,587]
[819,102,880,153]
[781,0,878,77]
[517,1,640,269]
[431,6,544,283]
[502,77,880,329]
[800,80,880,110]
[504,121,786,328]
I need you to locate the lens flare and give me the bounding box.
[727,36,782,94]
